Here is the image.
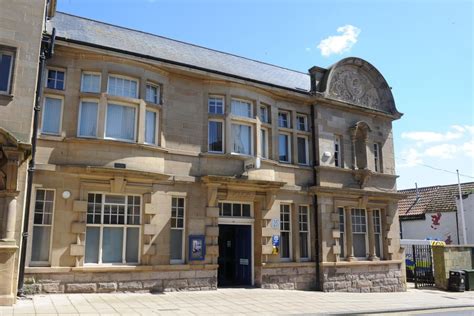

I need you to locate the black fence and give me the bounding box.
[410,244,435,288]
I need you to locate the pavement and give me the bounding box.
[0,285,474,315]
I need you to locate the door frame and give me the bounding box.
[218,217,255,286]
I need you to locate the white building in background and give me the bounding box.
[398,182,474,245]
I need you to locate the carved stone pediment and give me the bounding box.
[328,65,380,109]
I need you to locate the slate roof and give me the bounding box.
[398,182,474,218]
[47,12,311,93]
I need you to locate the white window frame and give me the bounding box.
[278,111,290,128]
[208,95,224,114]
[104,101,138,142]
[107,74,139,99]
[0,49,15,94]
[351,208,369,259]
[230,98,253,118]
[374,143,381,172]
[278,133,291,163]
[208,119,225,153]
[231,122,254,156]
[298,205,310,261]
[280,203,292,261]
[334,135,342,167]
[84,193,142,265]
[144,108,159,145]
[260,127,269,159]
[218,201,253,218]
[259,104,269,123]
[296,114,307,131]
[170,196,186,264]
[145,82,161,104]
[297,136,309,165]
[41,94,64,136]
[45,67,66,91]
[80,71,101,93]
[29,188,55,266]
[77,98,99,138]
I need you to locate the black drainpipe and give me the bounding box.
[17,29,55,296]
[310,102,321,291]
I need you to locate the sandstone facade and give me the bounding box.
[2,9,406,300]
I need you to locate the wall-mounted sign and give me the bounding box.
[272,235,280,247]
[271,218,280,229]
[271,235,280,255]
[239,258,249,265]
[189,235,206,261]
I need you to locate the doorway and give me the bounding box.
[218,224,252,287]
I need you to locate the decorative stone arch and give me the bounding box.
[323,57,402,118]
[349,121,371,170]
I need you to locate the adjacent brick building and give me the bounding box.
[1,6,407,302]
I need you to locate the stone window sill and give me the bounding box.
[0,93,13,106]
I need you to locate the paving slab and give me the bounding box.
[1,287,474,315]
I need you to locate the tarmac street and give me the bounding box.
[0,286,474,315]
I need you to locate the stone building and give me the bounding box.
[0,0,56,305]
[5,11,405,295]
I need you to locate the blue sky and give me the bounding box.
[57,0,473,189]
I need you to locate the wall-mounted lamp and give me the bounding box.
[62,190,71,199]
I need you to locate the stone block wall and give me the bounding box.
[322,263,405,292]
[261,264,317,290]
[433,245,474,289]
[24,268,217,294]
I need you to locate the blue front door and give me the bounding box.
[218,224,252,286]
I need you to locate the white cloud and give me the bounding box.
[398,148,423,167]
[463,140,474,157]
[305,47,311,52]
[401,127,464,143]
[317,25,360,57]
[424,144,458,159]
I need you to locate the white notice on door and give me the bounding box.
[239,258,249,265]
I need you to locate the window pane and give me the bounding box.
[279,134,289,162]
[145,111,156,144]
[208,97,223,114]
[231,100,251,118]
[281,232,290,258]
[375,234,381,258]
[261,129,267,158]
[79,101,98,137]
[232,203,241,216]
[297,137,307,164]
[0,53,13,92]
[242,204,251,217]
[108,76,138,98]
[31,226,51,262]
[126,227,139,263]
[106,104,136,141]
[42,97,62,134]
[170,229,183,260]
[278,112,289,128]
[223,203,231,216]
[300,232,308,258]
[353,234,367,258]
[85,227,100,263]
[146,84,159,103]
[208,121,223,152]
[232,124,251,155]
[102,227,123,263]
[81,73,100,93]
